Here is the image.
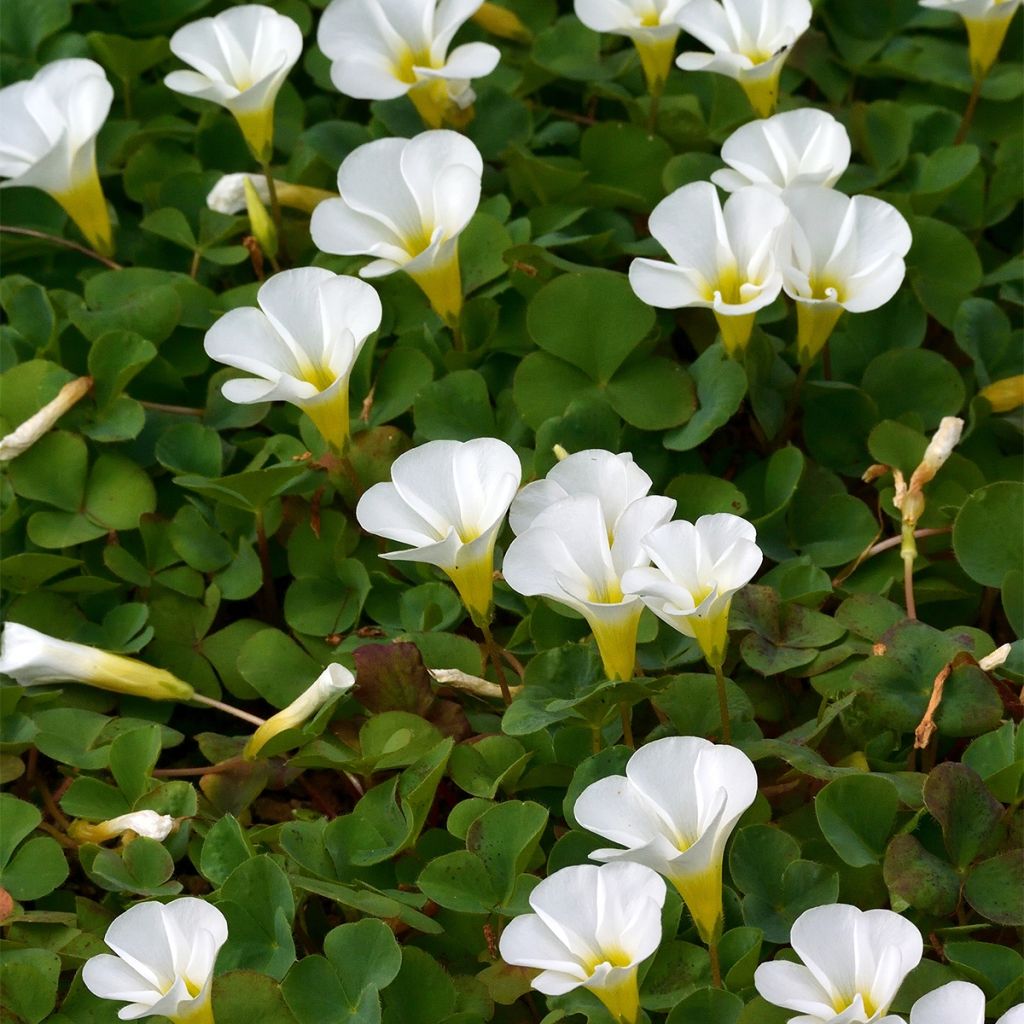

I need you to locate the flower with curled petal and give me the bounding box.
[574,736,758,944]
[621,513,762,670]
[780,188,912,366]
[676,0,812,116]
[83,898,228,1024]
[629,181,789,357]
[509,449,657,536]
[203,268,381,452]
[754,904,923,1024]
[311,130,483,326]
[356,438,522,624]
[165,5,302,162]
[206,172,332,214]
[0,622,193,702]
[711,108,851,194]
[503,492,675,683]
[0,59,114,255]
[919,0,1022,78]
[244,664,354,759]
[68,811,176,846]
[318,0,500,128]
[910,981,1024,1024]
[574,0,692,94]
[499,861,666,1024]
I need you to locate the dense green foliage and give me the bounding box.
[0,0,1021,1022]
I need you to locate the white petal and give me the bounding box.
[910,981,985,1024]
[356,481,446,547]
[754,960,837,1018]
[629,258,712,310]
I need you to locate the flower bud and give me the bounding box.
[244,663,354,760]
[0,377,92,461]
[69,810,176,845]
[978,643,1012,672]
[979,374,1024,413]
[243,176,278,260]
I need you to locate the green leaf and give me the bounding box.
[213,971,299,1024]
[0,948,61,1024]
[7,431,88,512]
[965,851,1024,926]
[87,31,170,80]
[217,855,297,979]
[414,369,495,440]
[527,272,655,384]
[140,208,198,250]
[666,988,744,1024]
[661,344,750,448]
[0,0,69,55]
[84,454,157,530]
[200,813,254,887]
[155,421,224,477]
[907,217,983,326]
[513,351,598,429]
[604,356,696,430]
[923,762,1005,870]
[815,775,899,867]
[953,482,1024,587]
[861,349,965,428]
[382,948,457,1024]
[883,834,960,916]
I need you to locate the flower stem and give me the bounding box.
[709,936,722,988]
[619,702,635,749]
[713,663,732,744]
[261,161,282,235]
[255,508,278,619]
[955,76,984,145]
[480,622,512,705]
[901,523,918,620]
[190,692,267,727]
[0,224,122,269]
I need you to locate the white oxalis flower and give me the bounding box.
[317,0,500,127]
[629,181,789,357]
[499,861,666,1024]
[574,0,692,92]
[918,0,1023,77]
[0,622,193,702]
[780,187,913,365]
[356,438,522,624]
[502,492,675,682]
[711,108,852,194]
[165,4,303,162]
[206,172,332,215]
[754,903,923,1024]
[83,898,228,1024]
[574,736,758,944]
[676,0,813,116]
[0,58,114,255]
[311,130,483,325]
[244,663,355,759]
[509,449,657,536]
[68,810,176,845]
[910,980,1024,1024]
[203,267,382,451]
[621,513,762,669]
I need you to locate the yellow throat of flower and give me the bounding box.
[633,32,679,95]
[738,61,784,118]
[53,166,113,257]
[406,248,464,326]
[587,965,641,1024]
[234,106,275,165]
[964,10,1016,78]
[669,863,724,946]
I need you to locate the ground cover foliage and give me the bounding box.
[0,0,1022,1022]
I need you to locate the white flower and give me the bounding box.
[621,513,762,669]
[69,810,176,845]
[165,4,303,162]
[575,737,757,944]
[910,980,1024,1024]
[918,0,1023,77]
[502,493,675,682]
[244,663,354,759]
[629,181,789,357]
[0,59,113,255]
[206,172,332,214]
[574,0,692,92]
[356,438,522,624]
[203,267,382,451]
[676,0,813,116]
[317,0,500,128]
[509,449,656,536]
[311,130,483,325]
[83,898,228,1023]
[0,622,193,702]
[781,187,913,365]
[754,904,923,1024]
[499,861,666,1024]
[711,108,851,194]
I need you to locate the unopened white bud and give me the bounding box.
[978,643,1012,672]
[206,172,269,214]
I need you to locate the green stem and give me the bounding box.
[955,75,984,145]
[190,693,266,727]
[713,663,732,744]
[709,936,722,988]
[481,622,512,705]
[619,702,635,748]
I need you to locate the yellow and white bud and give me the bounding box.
[909,416,964,492]
[207,173,333,215]
[978,643,1012,672]
[69,810,176,845]
[0,623,193,701]
[0,377,92,462]
[244,663,355,760]
[979,374,1024,413]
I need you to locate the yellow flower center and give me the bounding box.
[583,947,633,972]
[807,274,846,303]
[394,47,438,84]
[833,993,878,1017]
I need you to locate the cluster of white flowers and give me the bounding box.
[631,107,914,364]
[358,445,764,692]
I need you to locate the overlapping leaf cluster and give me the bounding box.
[0,0,1021,1022]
